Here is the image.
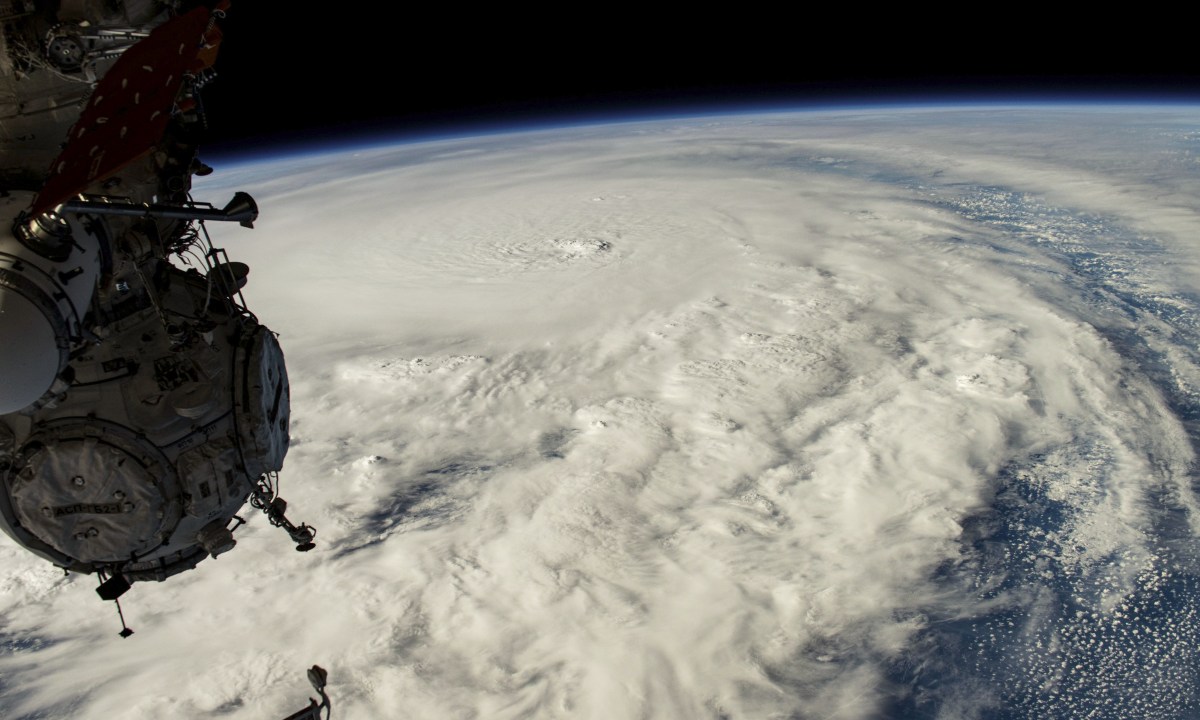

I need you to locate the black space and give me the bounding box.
[196,7,1200,158]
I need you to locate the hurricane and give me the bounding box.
[4,106,1200,719]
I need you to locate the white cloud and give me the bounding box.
[4,108,1199,719]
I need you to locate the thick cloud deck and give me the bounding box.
[3,108,1200,719]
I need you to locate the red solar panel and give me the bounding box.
[31,7,212,217]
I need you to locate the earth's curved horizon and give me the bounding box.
[4,104,1200,719]
[205,98,1200,163]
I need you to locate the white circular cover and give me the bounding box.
[11,436,170,564]
[0,288,59,414]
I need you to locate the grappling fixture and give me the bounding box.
[0,0,316,637]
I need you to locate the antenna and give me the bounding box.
[96,571,134,638]
[280,665,332,720]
